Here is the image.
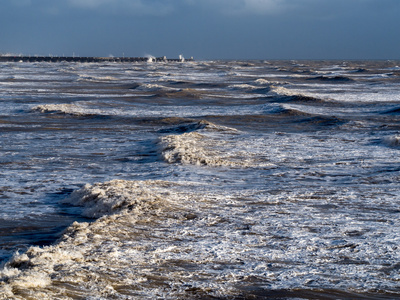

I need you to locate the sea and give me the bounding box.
[0,59,400,299]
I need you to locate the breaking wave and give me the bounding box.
[78,74,119,82]
[268,104,313,117]
[2,179,400,299]
[0,180,204,299]
[129,83,206,99]
[64,179,183,218]
[158,121,274,168]
[271,86,325,103]
[382,135,400,147]
[137,83,178,92]
[229,84,271,94]
[32,104,106,117]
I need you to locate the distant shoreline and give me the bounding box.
[0,55,192,63]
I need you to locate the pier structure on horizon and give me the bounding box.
[0,54,193,63]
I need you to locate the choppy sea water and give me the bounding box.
[1,60,400,299]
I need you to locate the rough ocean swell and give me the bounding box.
[1,60,400,299]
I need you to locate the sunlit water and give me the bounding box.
[1,60,400,299]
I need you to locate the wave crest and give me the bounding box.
[32,104,105,117]
[0,180,201,298]
[382,136,400,147]
[271,86,324,103]
[158,121,273,168]
[78,74,118,82]
[65,180,178,218]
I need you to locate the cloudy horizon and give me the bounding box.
[1,0,399,60]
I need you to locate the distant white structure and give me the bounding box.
[179,54,185,62]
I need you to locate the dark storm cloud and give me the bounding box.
[1,0,399,59]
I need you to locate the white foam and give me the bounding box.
[158,125,274,168]
[32,102,269,119]
[271,85,300,97]
[254,78,283,86]
[32,103,105,116]
[2,179,400,298]
[78,74,118,82]
[64,179,181,218]
[160,131,227,166]
[254,78,271,85]
[144,83,181,91]
[228,84,259,90]
[283,82,400,103]
[382,135,400,147]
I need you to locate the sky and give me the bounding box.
[0,0,399,60]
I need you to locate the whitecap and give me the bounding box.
[78,74,118,82]
[382,136,400,147]
[32,103,105,117]
[64,179,180,218]
[158,125,274,169]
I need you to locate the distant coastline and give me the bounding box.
[0,54,192,63]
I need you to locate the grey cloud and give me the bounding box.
[61,0,293,16]
[222,0,290,14]
[66,0,175,15]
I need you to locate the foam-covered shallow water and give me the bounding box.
[1,60,400,299]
